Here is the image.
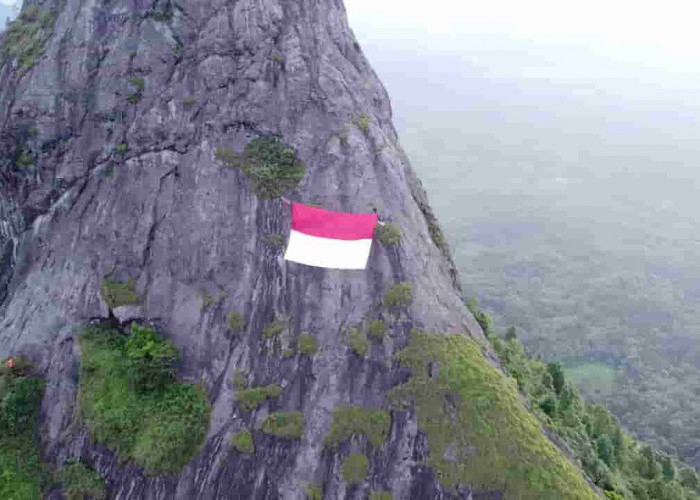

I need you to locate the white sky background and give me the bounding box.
[345,0,700,81]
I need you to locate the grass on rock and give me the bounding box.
[78,322,210,474]
[215,135,306,199]
[229,431,254,454]
[0,356,45,498]
[60,460,106,500]
[260,411,305,439]
[342,453,369,485]
[235,384,282,411]
[383,282,413,309]
[388,330,599,498]
[298,334,318,356]
[100,278,140,309]
[324,405,390,447]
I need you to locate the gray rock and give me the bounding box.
[112,305,144,324]
[0,0,494,498]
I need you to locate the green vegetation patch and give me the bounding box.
[182,96,196,108]
[324,405,390,447]
[263,321,285,339]
[260,411,305,439]
[0,356,45,499]
[342,453,369,485]
[347,327,368,357]
[375,223,401,245]
[215,135,306,199]
[428,220,449,256]
[60,460,106,500]
[305,483,322,500]
[352,113,371,134]
[128,77,145,92]
[298,334,318,356]
[369,491,393,500]
[227,311,244,334]
[389,331,598,497]
[465,297,493,337]
[100,278,140,309]
[229,431,254,454]
[235,384,282,411]
[114,143,128,155]
[1,6,57,70]
[383,282,413,309]
[367,320,387,339]
[261,233,285,246]
[78,322,210,474]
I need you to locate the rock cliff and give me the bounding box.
[0,0,599,498]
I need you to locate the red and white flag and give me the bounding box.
[284,203,378,269]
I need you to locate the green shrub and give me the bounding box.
[375,223,401,245]
[0,359,44,498]
[60,460,106,500]
[100,278,140,308]
[227,311,244,334]
[428,221,449,256]
[324,406,390,447]
[236,384,282,411]
[261,233,285,246]
[260,411,305,439]
[465,297,493,337]
[353,113,371,133]
[182,96,195,108]
[229,431,254,454]
[383,282,413,308]
[367,320,387,338]
[16,151,34,168]
[282,348,296,358]
[215,135,306,199]
[305,483,323,500]
[348,327,368,357]
[263,321,285,339]
[370,491,393,500]
[342,453,368,485]
[114,143,128,155]
[388,330,599,496]
[125,323,179,393]
[126,93,140,104]
[78,323,210,474]
[271,54,285,63]
[604,492,624,500]
[1,5,57,69]
[231,370,248,390]
[298,334,318,356]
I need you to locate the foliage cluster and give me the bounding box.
[215,135,306,199]
[367,320,386,338]
[1,5,57,70]
[375,223,401,245]
[261,233,285,246]
[352,113,371,133]
[465,297,493,337]
[389,330,599,497]
[227,311,244,334]
[347,327,368,357]
[182,96,196,108]
[0,356,44,498]
[229,431,254,454]
[324,405,390,447]
[100,278,140,309]
[60,460,106,500]
[235,384,282,411]
[383,282,413,308]
[305,483,322,500]
[114,143,128,155]
[260,411,305,439]
[78,322,210,474]
[487,322,700,500]
[263,321,285,339]
[342,453,369,485]
[298,334,318,356]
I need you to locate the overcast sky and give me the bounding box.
[345,0,700,81]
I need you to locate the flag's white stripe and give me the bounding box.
[284,230,372,270]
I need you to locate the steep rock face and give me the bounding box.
[0,0,486,498]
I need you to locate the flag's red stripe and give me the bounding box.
[291,203,378,240]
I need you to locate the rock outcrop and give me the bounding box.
[0,1,598,499]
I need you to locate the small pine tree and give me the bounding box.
[547,362,565,396]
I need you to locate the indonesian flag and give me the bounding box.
[284,203,379,269]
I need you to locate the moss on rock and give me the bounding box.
[260,411,305,439]
[236,384,282,411]
[389,331,599,498]
[342,453,369,485]
[324,405,390,447]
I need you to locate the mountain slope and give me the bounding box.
[0,0,598,498]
